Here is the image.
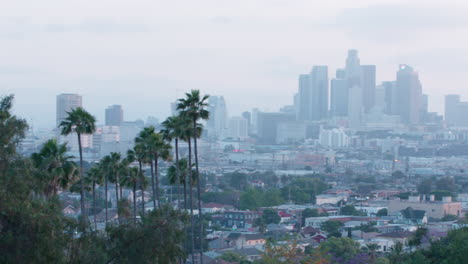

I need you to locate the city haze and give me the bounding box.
[3,0,468,129]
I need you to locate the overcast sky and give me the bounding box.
[3,0,468,129]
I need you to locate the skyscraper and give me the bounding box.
[105,105,124,126]
[445,94,460,125]
[297,66,329,121]
[206,96,228,138]
[298,74,311,121]
[310,66,329,120]
[330,69,348,117]
[56,93,82,127]
[360,65,376,113]
[395,64,422,124]
[345,49,361,88]
[382,81,397,115]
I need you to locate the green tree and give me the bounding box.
[106,205,188,263]
[376,208,388,217]
[59,106,96,225]
[0,95,28,176]
[320,220,343,235]
[85,165,104,230]
[161,115,186,210]
[31,138,78,198]
[417,179,432,194]
[217,251,249,263]
[262,209,281,225]
[302,208,319,225]
[177,89,210,264]
[340,205,363,216]
[319,237,360,262]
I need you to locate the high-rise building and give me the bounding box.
[228,116,249,140]
[345,49,361,88]
[330,69,348,117]
[348,85,363,129]
[445,94,460,125]
[382,81,397,115]
[298,74,311,121]
[105,105,124,126]
[360,65,376,113]
[56,93,82,127]
[206,96,228,138]
[395,65,423,124]
[297,66,329,121]
[257,112,296,144]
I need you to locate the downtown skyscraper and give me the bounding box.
[56,93,82,127]
[297,65,329,121]
[395,64,423,124]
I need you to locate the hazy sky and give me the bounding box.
[3,0,468,129]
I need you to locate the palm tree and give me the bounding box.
[161,116,183,210]
[31,138,78,198]
[177,90,209,263]
[85,165,103,230]
[150,132,172,209]
[108,152,122,208]
[128,145,148,215]
[59,107,96,225]
[127,166,140,225]
[366,243,381,263]
[101,155,112,226]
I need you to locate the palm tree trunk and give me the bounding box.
[150,160,157,209]
[139,160,145,215]
[105,172,108,227]
[120,185,123,202]
[188,137,195,264]
[115,172,120,224]
[154,154,160,209]
[93,182,97,230]
[133,181,137,225]
[193,119,204,264]
[175,138,181,210]
[77,132,87,229]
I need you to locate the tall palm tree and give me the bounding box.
[31,138,78,198]
[161,116,183,210]
[127,166,140,225]
[108,152,122,208]
[85,165,103,230]
[128,145,148,215]
[101,155,112,226]
[59,107,96,226]
[150,132,172,209]
[177,90,210,263]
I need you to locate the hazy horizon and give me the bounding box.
[3,0,468,129]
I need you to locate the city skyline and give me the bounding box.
[4,0,468,129]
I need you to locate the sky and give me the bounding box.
[2,0,468,129]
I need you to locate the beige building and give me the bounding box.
[388,196,462,219]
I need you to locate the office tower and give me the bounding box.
[375,85,386,111]
[310,66,329,120]
[330,70,348,117]
[348,85,363,129]
[445,94,460,125]
[297,74,311,121]
[242,111,251,134]
[228,116,249,140]
[56,93,82,127]
[105,105,124,126]
[206,96,228,138]
[420,94,429,122]
[297,66,329,121]
[361,65,376,113]
[395,64,423,124]
[382,81,397,115]
[345,49,361,88]
[257,112,296,144]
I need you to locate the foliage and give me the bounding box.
[376,208,388,217]
[417,179,432,194]
[321,220,343,235]
[441,214,457,221]
[217,251,250,263]
[239,188,285,210]
[262,209,281,225]
[340,205,364,216]
[302,208,319,225]
[319,237,360,263]
[281,177,328,204]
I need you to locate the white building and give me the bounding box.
[228,116,249,140]
[319,128,349,148]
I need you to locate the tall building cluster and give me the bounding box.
[294,50,427,127]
